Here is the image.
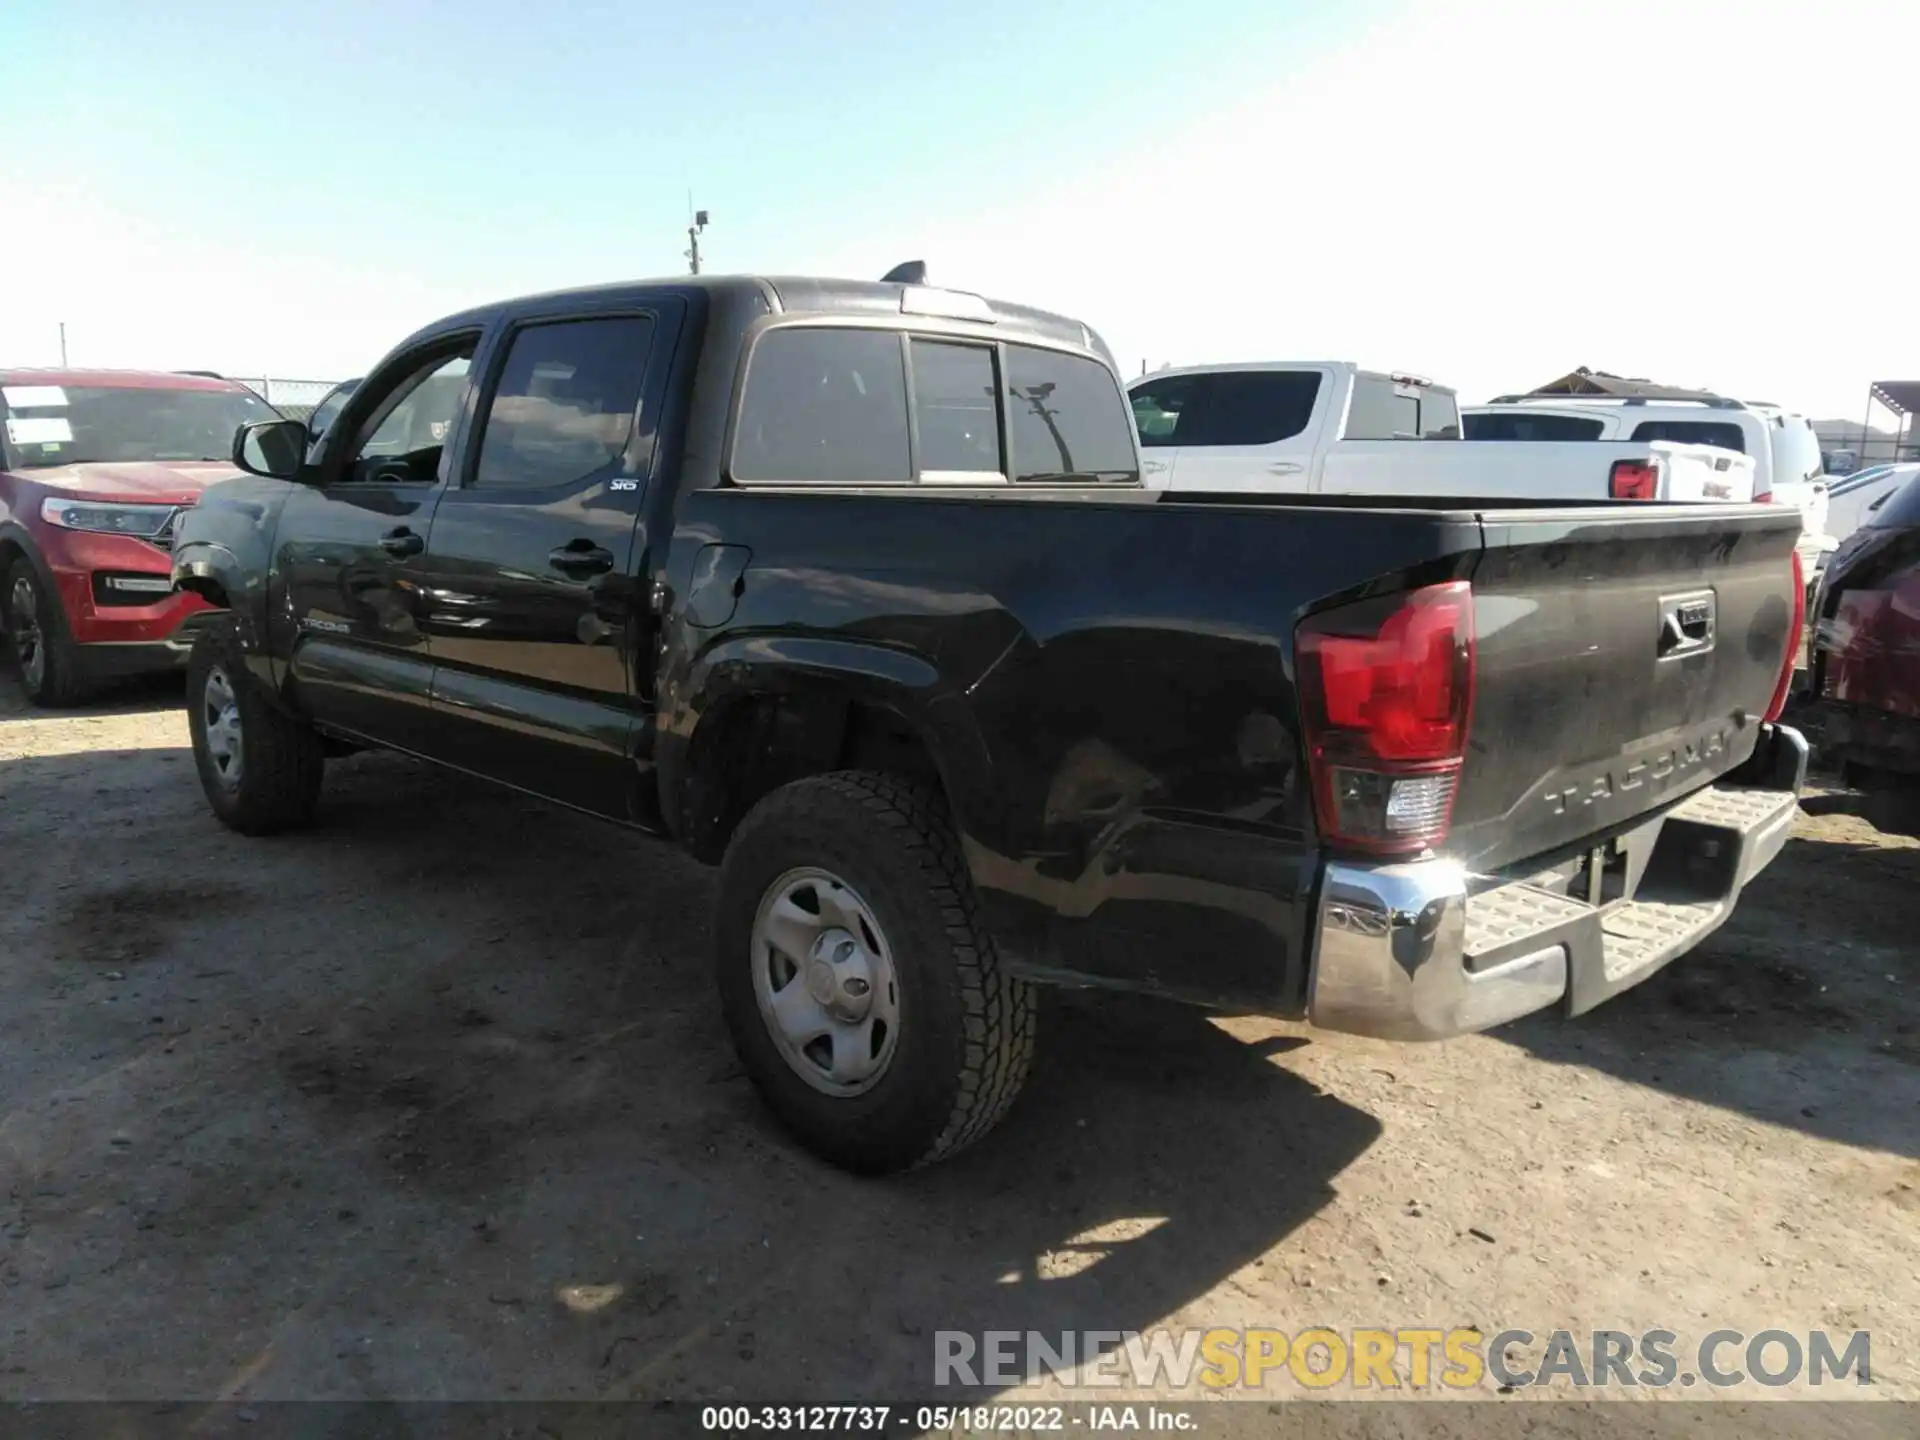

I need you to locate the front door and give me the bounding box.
[414,306,674,818]
[275,339,479,752]
[1127,370,1200,489]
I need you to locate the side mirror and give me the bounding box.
[232,419,310,480]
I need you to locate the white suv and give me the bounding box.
[1463,395,1835,584]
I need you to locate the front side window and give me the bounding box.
[1,384,279,468]
[307,380,357,442]
[1004,345,1138,482]
[471,317,655,490]
[342,350,474,484]
[734,328,911,483]
[1129,374,1203,448]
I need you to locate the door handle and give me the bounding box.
[379,528,424,557]
[549,542,615,576]
[1267,462,1304,476]
[1143,459,1170,472]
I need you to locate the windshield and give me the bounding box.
[2,385,280,468]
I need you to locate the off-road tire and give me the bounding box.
[714,770,1038,1174]
[5,557,92,707]
[186,620,325,835]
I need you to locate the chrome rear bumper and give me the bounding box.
[1305,727,1806,1042]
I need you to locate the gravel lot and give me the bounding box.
[1,671,1915,1413]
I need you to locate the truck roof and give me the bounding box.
[427,273,1112,364]
[1136,360,1454,394]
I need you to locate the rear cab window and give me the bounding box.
[731,326,1138,486]
[1345,376,1459,440]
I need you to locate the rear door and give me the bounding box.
[1444,504,1803,873]
[414,301,680,818]
[1158,369,1327,492]
[276,337,478,752]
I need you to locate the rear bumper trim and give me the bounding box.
[1307,726,1805,1041]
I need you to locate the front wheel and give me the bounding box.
[714,771,1037,1174]
[5,557,91,707]
[186,624,326,834]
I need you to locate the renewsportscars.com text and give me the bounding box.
[934,1327,1872,1391]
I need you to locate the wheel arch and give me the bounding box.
[663,636,989,866]
[0,522,56,599]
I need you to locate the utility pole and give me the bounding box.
[59,322,68,367]
[686,204,709,276]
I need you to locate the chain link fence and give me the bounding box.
[222,376,341,424]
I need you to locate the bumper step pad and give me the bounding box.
[1463,785,1799,1017]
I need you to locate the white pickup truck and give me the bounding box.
[1463,394,1835,586]
[1129,362,1755,504]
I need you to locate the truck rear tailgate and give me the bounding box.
[1448,503,1801,873]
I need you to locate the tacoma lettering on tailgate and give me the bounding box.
[1543,729,1730,816]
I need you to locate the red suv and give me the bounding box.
[1,369,283,706]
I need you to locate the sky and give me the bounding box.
[2,0,1917,422]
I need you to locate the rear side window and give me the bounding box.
[1190,371,1321,447]
[1462,411,1606,441]
[471,317,655,490]
[1629,420,1746,452]
[733,328,911,483]
[1770,415,1824,485]
[1004,346,1139,481]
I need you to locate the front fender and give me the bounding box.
[169,478,289,688]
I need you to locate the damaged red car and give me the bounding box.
[1809,468,1920,832]
[1,370,279,706]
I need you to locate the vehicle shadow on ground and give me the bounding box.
[0,745,1381,1400]
[0,667,183,722]
[1493,819,1920,1161]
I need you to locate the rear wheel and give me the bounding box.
[186,622,326,834]
[714,771,1037,1174]
[4,558,91,707]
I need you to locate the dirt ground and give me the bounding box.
[0,670,1915,1414]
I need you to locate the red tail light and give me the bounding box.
[1752,488,1773,504]
[1609,459,1657,500]
[1296,581,1475,857]
[1764,548,1804,723]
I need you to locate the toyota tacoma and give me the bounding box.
[169,271,1809,1173]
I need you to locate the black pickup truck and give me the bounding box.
[171,271,1809,1173]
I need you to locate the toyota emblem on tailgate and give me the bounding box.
[1657,590,1716,660]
